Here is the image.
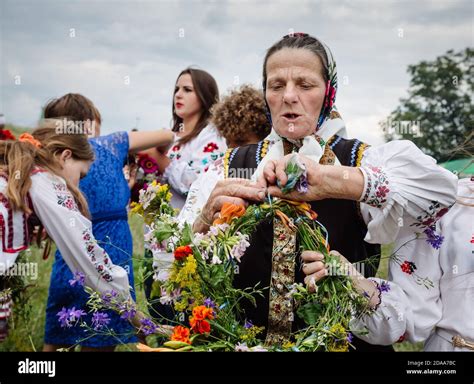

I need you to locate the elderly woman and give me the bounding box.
[189,33,458,351]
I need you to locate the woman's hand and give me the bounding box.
[193,178,266,233]
[301,249,381,308]
[259,154,365,201]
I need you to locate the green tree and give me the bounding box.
[382,48,473,162]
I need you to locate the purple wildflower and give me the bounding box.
[57,307,86,328]
[244,319,253,329]
[204,297,216,309]
[56,307,70,328]
[296,173,309,194]
[68,271,85,287]
[424,227,444,250]
[378,281,391,293]
[139,318,157,336]
[101,289,119,305]
[347,332,354,343]
[118,302,137,320]
[91,312,111,330]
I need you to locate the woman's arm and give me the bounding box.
[128,130,175,154]
[263,140,458,244]
[29,172,132,299]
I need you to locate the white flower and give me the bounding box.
[192,232,207,246]
[249,345,268,352]
[208,223,229,237]
[154,269,170,282]
[211,255,222,265]
[235,343,250,352]
[209,226,219,236]
[230,233,250,262]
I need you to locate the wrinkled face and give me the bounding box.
[174,74,202,122]
[56,149,92,186]
[265,48,327,140]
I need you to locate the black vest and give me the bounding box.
[227,136,393,352]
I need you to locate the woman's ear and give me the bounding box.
[58,149,73,166]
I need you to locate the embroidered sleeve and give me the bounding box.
[358,140,457,244]
[29,172,131,298]
[358,165,390,208]
[177,158,224,225]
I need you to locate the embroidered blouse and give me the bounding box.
[163,125,226,208]
[351,177,473,350]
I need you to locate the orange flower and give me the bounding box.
[18,133,42,148]
[171,326,191,344]
[174,245,193,261]
[189,318,211,334]
[213,202,246,225]
[189,305,214,334]
[191,305,214,321]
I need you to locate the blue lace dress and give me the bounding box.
[44,132,138,347]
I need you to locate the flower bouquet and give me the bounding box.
[126,166,377,351]
[51,155,437,351]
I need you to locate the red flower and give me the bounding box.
[174,245,193,261]
[376,185,389,198]
[0,129,16,141]
[400,261,417,275]
[189,305,214,334]
[189,318,211,334]
[137,154,158,175]
[203,142,219,153]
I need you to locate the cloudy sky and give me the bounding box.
[0,0,472,144]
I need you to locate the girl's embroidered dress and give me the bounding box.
[0,168,131,315]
